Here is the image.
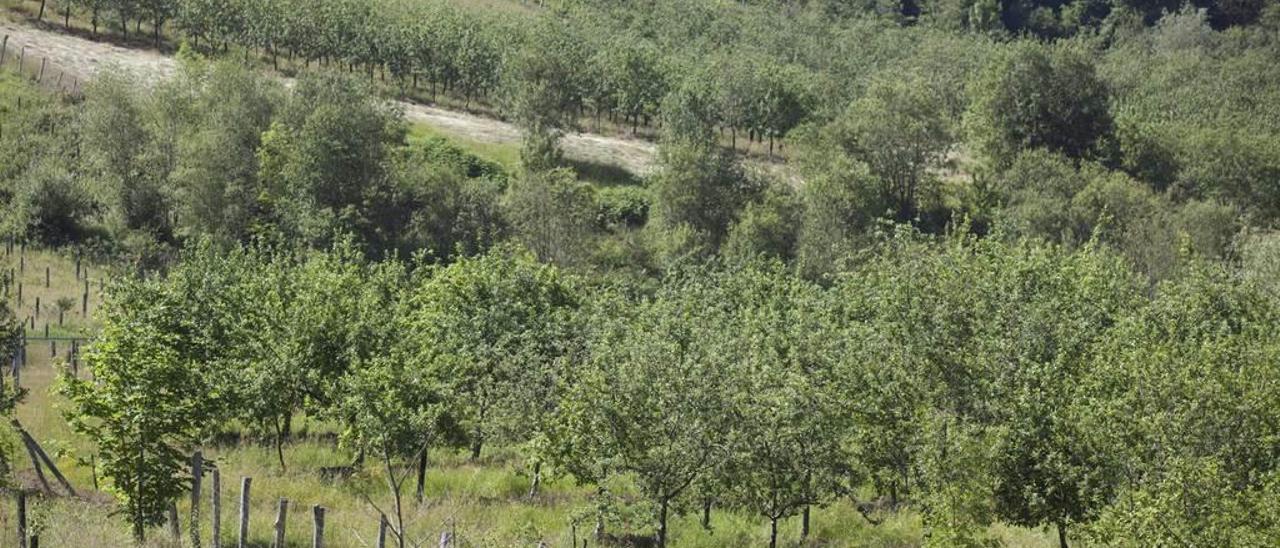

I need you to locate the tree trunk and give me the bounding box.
[275,417,287,472]
[657,498,670,548]
[1058,522,1069,548]
[135,445,146,542]
[64,7,71,29]
[415,449,428,504]
[701,498,712,530]
[469,437,482,461]
[527,460,542,499]
[769,517,778,548]
[802,506,811,539]
[38,1,46,22]
[383,448,407,548]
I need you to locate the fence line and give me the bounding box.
[0,33,83,96]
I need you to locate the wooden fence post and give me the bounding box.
[212,469,222,548]
[18,46,24,74]
[44,266,49,288]
[17,491,27,548]
[273,498,288,548]
[191,451,203,548]
[312,505,326,548]
[238,477,252,548]
[38,58,46,83]
[1,36,8,68]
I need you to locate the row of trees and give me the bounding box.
[0,37,1259,283]
[57,231,1280,547]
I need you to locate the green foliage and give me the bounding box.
[593,185,650,230]
[564,268,738,546]
[648,140,759,253]
[966,43,1114,166]
[60,279,227,540]
[501,168,597,266]
[257,72,406,251]
[1075,263,1280,545]
[722,182,802,264]
[826,74,953,220]
[170,58,281,243]
[403,248,579,460]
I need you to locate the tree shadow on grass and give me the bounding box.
[566,158,642,188]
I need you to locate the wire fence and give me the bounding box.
[0,33,83,96]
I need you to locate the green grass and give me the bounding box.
[409,123,522,173]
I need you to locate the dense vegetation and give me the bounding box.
[3,0,1280,545]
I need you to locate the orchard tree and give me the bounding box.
[1075,263,1280,545]
[403,248,578,463]
[502,18,587,172]
[242,244,370,470]
[721,264,851,548]
[566,268,737,547]
[337,261,437,548]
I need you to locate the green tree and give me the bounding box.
[403,248,578,462]
[257,72,405,252]
[80,72,172,239]
[835,75,952,220]
[966,43,1113,165]
[566,269,736,547]
[501,168,597,266]
[171,58,281,243]
[60,280,224,541]
[648,129,759,253]
[720,264,850,548]
[1076,263,1280,545]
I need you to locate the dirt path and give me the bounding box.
[0,20,659,176]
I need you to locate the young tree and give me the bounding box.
[60,280,223,541]
[502,18,586,172]
[337,261,438,548]
[720,264,850,548]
